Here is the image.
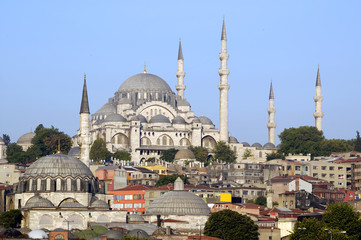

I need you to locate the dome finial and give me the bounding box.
[57,138,61,154]
[143,62,147,74]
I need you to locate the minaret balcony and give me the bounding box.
[267,107,276,113]
[176,72,185,77]
[218,69,230,76]
[313,96,324,102]
[218,53,229,60]
[267,123,277,128]
[313,112,324,118]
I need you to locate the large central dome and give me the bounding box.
[118,73,173,93]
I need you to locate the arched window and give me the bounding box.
[67,178,72,191]
[179,138,191,146]
[141,137,151,145]
[68,214,83,227]
[202,136,217,149]
[39,215,53,227]
[157,135,174,146]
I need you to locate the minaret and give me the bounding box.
[218,19,230,142]
[176,39,186,99]
[79,73,91,166]
[313,66,324,131]
[267,82,276,144]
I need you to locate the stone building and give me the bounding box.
[0,136,6,160]
[17,131,35,151]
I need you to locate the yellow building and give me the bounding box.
[142,165,168,175]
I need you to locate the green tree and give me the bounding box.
[2,134,10,146]
[242,149,253,159]
[318,139,353,156]
[290,218,329,240]
[278,126,325,158]
[155,174,189,186]
[189,146,209,165]
[113,151,131,161]
[323,202,361,239]
[31,124,72,157]
[354,131,361,152]
[204,209,259,240]
[90,139,112,162]
[255,196,267,206]
[0,209,23,228]
[214,141,237,163]
[160,148,178,162]
[266,151,285,161]
[5,143,25,163]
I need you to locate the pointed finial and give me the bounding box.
[316,64,321,86]
[221,17,227,40]
[80,73,90,114]
[143,62,147,74]
[269,81,274,99]
[178,38,183,60]
[57,138,61,154]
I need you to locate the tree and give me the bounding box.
[290,218,329,240]
[266,151,285,161]
[90,139,112,162]
[155,174,189,186]
[255,196,267,206]
[189,146,209,165]
[318,139,352,156]
[204,209,259,240]
[160,148,178,162]
[214,141,237,163]
[242,149,253,159]
[0,209,23,228]
[278,126,325,158]
[2,134,10,146]
[113,151,131,161]
[323,202,361,239]
[354,131,361,152]
[5,143,25,163]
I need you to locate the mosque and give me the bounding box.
[72,19,327,164]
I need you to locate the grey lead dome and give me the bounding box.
[118,73,173,93]
[23,154,94,178]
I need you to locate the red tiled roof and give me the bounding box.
[243,203,265,209]
[112,185,150,191]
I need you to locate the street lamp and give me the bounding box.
[196,223,203,240]
[63,219,73,240]
[325,229,346,240]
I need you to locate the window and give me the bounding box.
[295,166,301,171]
[313,166,318,170]
[287,166,292,170]
[134,203,142,208]
[338,182,343,186]
[338,174,344,179]
[329,166,334,171]
[134,194,142,200]
[313,173,318,177]
[330,174,335,178]
[321,166,327,170]
[124,195,133,200]
[321,173,326,178]
[242,190,248,195]
[124,203,132,208]
[6,173,10,177]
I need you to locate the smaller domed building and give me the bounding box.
[17,131,35,151]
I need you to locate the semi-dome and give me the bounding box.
[103,229,124,240]
[192,117,201,123]
[118,73,172,93]
[23,154,94,179]
[95,103,116,115]
[68,146,80,159]
[241,142,250,147]
[172,116,186,124]
[198,116,214,125]
[146,178,210,216]
[17,131,35,145]
[127,214,146,223]
[127,229,150,239]
[104,114,127,123]
[263,142,276,149]
[174,149,195,160]
[252,142,262,148]
[137,114,147,123]
[149,114,170,124]
[177,98,190,107]
[90,199,109,209]
[229,136,239,143]
[24,195,55,209]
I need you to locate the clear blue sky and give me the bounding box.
[0,1,360,145]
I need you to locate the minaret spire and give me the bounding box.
[218,18,230,142]
[267,81,276,144]
[79,73,91,166]
[313,65,324,131]
[176,38,186,99]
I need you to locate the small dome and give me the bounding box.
[104,114,127,123]
[172,116,186,124]
[24,195,55,209]
[229,136,239,143]
[90,198,109,209]
[118,73,172,93]
[23,154,94,179]
[127,229,150,239]
[95,103,116,115]
[137,114,147,123]
[241,142,250,147]
[127,214,146,223]
[252,142,262,148]
[174,149,195,160]
[68,147,80,158]
[178,98,190,106]
[192,117,201,123]
[17,131,35,145]
[145,190,210,216]
[263,142,276,149]
[198,116,214,125]
[28,229,48,239]
[59,200,85,208]
[149,114,170,124]
[103,230,124,240]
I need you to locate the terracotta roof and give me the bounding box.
[111,185,150,191]
[243,203,265,209]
